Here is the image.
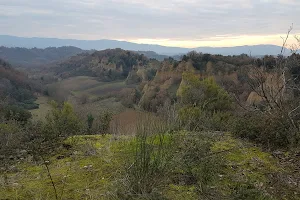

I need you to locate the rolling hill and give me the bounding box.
[47,48,160,82]
[0,59,37,108]
[0,46,89,68]
[0,46,171,69]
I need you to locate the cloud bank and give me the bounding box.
[0,0,299,47]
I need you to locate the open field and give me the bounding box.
[31,95,127,122]
[0,135,130,200]
[30,96,52,121]
[1,133,298,200]
[57,76,102,91]
[30,97,151,136]
[69,97,126,119]
[48,76,132,100]
[36,76,134,122]
[85,81,128,97]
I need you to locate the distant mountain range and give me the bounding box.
[0,35,290,56]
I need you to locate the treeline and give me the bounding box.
[0,59,39,109]
[52,48,155,81]
[0,46,87,68]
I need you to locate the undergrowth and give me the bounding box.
[1,133,298,200]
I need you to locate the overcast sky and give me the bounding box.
[0,0,299,47]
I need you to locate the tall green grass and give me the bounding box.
[114,113,174,199]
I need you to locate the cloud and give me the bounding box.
[0,0,299,47]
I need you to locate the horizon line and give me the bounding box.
[0,34,285,49]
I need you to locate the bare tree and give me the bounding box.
[241,26,300,146]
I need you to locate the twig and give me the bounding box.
[280,24,293,55]
[60,164,72,200]
[41,155,58,200]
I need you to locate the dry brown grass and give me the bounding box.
[109,110,162,135]
[53,76,100,92]
[48,76,129,101]
[110,110,140,135]
[70,97,126,120]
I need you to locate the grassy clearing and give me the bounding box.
[55,76,102,92]
[38,76,137,123]
[0,135,132,200]
[1,132,297,200]
[84,81,127,97]
[69,97,126,120]
[49,76,130,100]
[211,134,281,199]
[30,96,52,121]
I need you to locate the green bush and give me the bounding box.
[0,121,24,159]
[179,73,232,111]
[87,113,94,133]
[17,102,39,110]
[44,101,83,138]
[123,133,173,198]
[178,73,233,131]
[97,111,112,134]
[1,101,85,166]
[115,115,175,199]
[231,111,299,149]
[179,105,232,131]
[172,133,222,196]
[2,105,32,123]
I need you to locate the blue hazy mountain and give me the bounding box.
[193,45,290,57]
[0,35,289,56]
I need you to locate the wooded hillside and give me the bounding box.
[0,59,37,109]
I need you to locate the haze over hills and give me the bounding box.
[0,46,170,68]
[0,35,188,56]
[0,35,290,56]
[194,45,290,57]
[0,46,89,67]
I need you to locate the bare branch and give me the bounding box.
[280,24,293,55]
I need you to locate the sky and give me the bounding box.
[0,0,299,48]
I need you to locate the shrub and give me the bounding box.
[118,88,139,108]
[179,105,232,131]
[87,113,94,133]
[98,111,112,134]
[2,105,32,123]
[44,101,83,138]
[177,73,233,131]
[171,133,223,196]
[115,114,174,199]
[179,73,232,111]
[0,121,24,159]
[21,102,39,110]
[231,111,300,149]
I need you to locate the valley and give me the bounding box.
[1,0,300,198]
[1,46,300,200]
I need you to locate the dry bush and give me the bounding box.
[109,110,167,136]
[233,27,300,149]
[78,93,89,104]
[109,110,138,135]
[118,88,138,108]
